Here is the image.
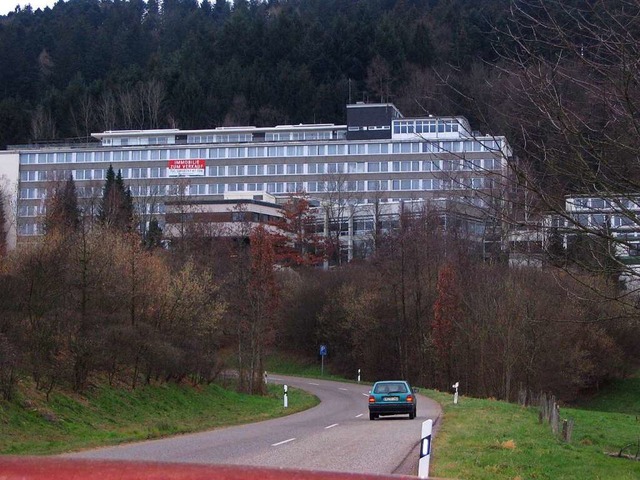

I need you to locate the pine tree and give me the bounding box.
[43,175,80,235]
[99,165,134,231]
[145,217,163,249]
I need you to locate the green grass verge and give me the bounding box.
[0,380,318,455]
[266,353,352,382]
[426,388,640,480]
[572,374,640,416]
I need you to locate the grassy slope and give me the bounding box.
[428,383,640,480]
[0,379,318,455]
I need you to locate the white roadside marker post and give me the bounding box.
[357,369,361,383]
[452,382,459,405]
[283,384,288,408]
[418,419,432,479]
[264,371,268,385]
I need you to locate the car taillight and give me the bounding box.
[369,395,375,403]
[406,395,413,402]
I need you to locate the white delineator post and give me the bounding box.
[357,369,361,383]
[283,384,288,408]
[418,419,433,479]
[264,371,268,385]
[452,382,459,405]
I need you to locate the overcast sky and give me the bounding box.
[0,0,58,15]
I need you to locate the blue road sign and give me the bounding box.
[319,344,327,356]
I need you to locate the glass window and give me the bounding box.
[247,164,264,176]
[209,184,224,194]
[286,164,303,174]
[208,165,224,176]
[308,163,324,174]
[228,165,245,176]
[248,147,265,157]
[190,148,207,159]
[308,145,324,156]
[327,144,346,155]
[267,164,284,175]
[286,145,304,156]
[20,153,36,164]
[327,163,343,174]
[348,144,366,155]
[266,182,284,193]
[20,171,37,181]
[347,162,365,173]
[131,168,148,179]
[424,160,440,171]
[267,146,285,157]
[150,167,166,178]
[227,183,245,192]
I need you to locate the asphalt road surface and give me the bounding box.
[63,375,442,476]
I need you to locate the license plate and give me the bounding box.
[383,396,399,401]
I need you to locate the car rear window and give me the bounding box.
[374,383,408,394]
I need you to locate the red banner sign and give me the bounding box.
[168,159,205,177]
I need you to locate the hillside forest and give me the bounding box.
[1,0,640,403]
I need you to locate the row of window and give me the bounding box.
[187,130,342,144]
[103,136,170,147]
[19,177,492,202]
[20,159,504,182]
[393,119,461,135]
[567,197,640,211]
[19,140,505,165]
[570,214,640,229]
[18,200,166,217]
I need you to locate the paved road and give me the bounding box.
[63,375,442,476]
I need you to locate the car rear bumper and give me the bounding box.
[368,403,415,415]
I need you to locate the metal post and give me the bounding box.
[321,355,324,376]
[418,419,433,479]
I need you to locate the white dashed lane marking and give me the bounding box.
[271,438,296,446]
[325,423,339,429]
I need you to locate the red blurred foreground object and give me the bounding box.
[0,456,417,480]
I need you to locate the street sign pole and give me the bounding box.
[418,419,433,479]
[319,344,327,376]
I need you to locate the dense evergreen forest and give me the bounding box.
[0,0,512,148]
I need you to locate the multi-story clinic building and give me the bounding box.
[0,102,513,255]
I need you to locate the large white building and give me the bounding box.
[0,103,513,253]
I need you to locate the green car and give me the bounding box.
[368,380,417,420]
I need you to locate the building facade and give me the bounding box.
[0,103,513,252]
